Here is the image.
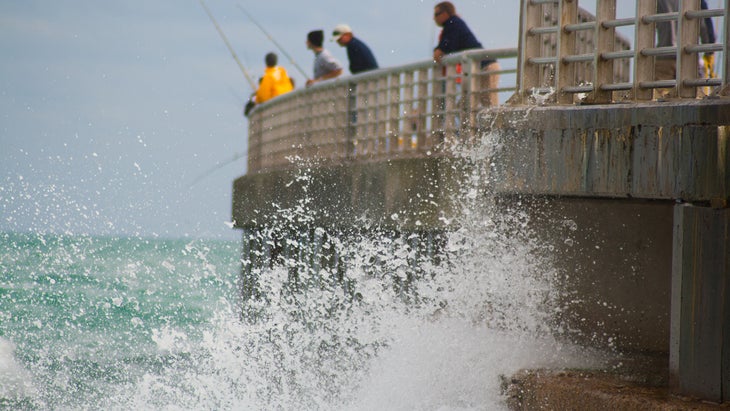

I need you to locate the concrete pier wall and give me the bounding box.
[232,0,730,402]
[233,156,457,232]
[232,99,730,402]
[511,197,675,353]
[233,0,730,402]
[482,99,730,401]
[234,101,728,350]
[484,101,729,202]
[672,204,730,402]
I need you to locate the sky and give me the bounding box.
[0,1,724,240]
[0,0,522,240]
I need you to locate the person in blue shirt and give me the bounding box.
[332,24,379,75]
[433,1,500,107]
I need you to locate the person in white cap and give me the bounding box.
[332,24,378,74]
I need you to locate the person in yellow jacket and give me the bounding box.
[245,52,294,116]
[255,52,293,104]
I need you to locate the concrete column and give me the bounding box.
[670,203,730,402]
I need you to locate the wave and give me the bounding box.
[0,338,37,403]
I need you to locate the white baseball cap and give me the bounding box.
[332,24,352,41]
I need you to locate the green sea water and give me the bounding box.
[0,199,601,409]
[0,232,241,410]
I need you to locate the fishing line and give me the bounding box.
[188,150,248,188]
[199,0,257,90]
[236,3,311,79]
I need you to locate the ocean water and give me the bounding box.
[0,234,242,410]
[1,134,606,410]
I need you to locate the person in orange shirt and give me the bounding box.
[245,52,294,117]
[255,52,294,104]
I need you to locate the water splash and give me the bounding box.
[112,133,603,410]
[528,86,556,106]
[0,338,37,403]
[2,133,606,410]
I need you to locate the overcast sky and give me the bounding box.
[0,1,723,240]
[0,0,522,240]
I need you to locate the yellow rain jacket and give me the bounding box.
[255,66,294,104]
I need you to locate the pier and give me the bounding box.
[233,0,730,407]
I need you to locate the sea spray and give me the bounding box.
[0,338,37,406]
[117,132,602,410]
[0,133,606,410]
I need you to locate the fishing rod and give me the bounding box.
[199,0,257,90]
[236,3,310,80]
[188,150,248,188]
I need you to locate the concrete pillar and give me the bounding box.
[670,203,730,402]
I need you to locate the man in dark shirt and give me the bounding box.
[332,24,379,75]
[433,1,500,107]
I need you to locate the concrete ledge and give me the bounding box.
[482,100,730,202]
[505,369,728,410]
[232,157,458,230]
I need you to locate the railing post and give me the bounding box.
[443,63,458,141]
[518,0,545,103]
[402,71,414,151]
[417,68,429,150]
[590,0,617,103]
[634,0,656,101]
[376,76,388,154]
[347,82,357,159]
[431,67,445,142]
[678,0,701,98]
[364,80,377,155]
[466,56,479,134]
[718,0,730,94]
[387,73,400,153]
[556,0,578,104]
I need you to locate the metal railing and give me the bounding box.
[247,48,518,173]
[517,0,729,103]
[246,1,729,174]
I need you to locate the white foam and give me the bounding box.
[0,337,37,400]
[114,134,604,410]
[346,318,603,410]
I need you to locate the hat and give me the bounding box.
[331,24,352,42]
[307,30,324,47]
